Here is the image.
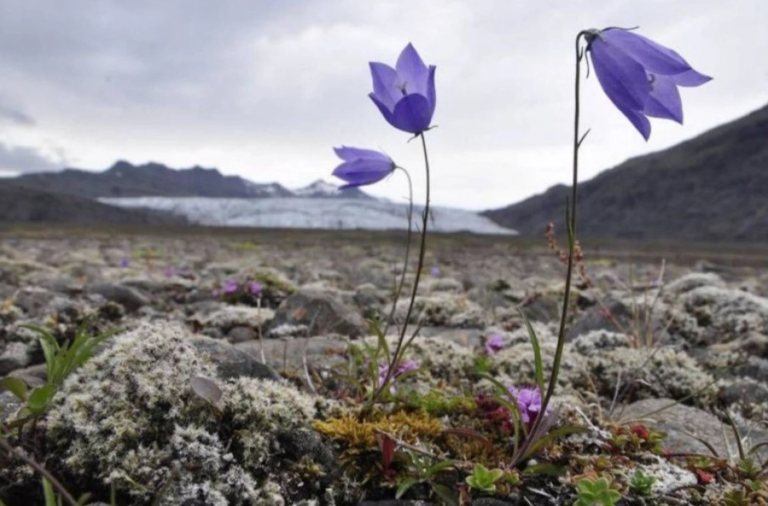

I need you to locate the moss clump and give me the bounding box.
[45,322,326,506]
[313,411,442,448]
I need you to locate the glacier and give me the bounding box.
[99,197,517,235]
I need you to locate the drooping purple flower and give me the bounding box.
[484,334,504,355]
[507,385,543,424]
[332,146,396,188]
[430,265,441,278]
[248,281,263,296]
[368,43,437,134]
[163,267,178,278]
[378,359,420,392]
[585,28,711,140]
[222,279,239,295]
[120,258,130,268]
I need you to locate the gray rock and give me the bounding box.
[0,341,37,376]
[618,398,768,461]
[91,283,150,312]
[227,326,257,343]
[191,336,281,381]
[13,286,55,315]
[237,335,349,373]
[268,288,368,338]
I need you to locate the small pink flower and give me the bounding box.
[484,334,504,355]
[507,385,543,425]
[222,279,239,295]
[248,281,263,296]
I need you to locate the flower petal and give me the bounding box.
[644,74,683,123]
[369,92,398,128]
[396,43,429,96]
[590,36,650,111]
[369,62,400,111]
[600,29,695,76]
[334,146,392,163]
[615,99,652,140]
[332,158,394,187]
[391,94,433,134]
[670,69,712,87]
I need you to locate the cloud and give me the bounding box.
[0,142,64,174]
[0,1,765,209]
[0,103,34,127]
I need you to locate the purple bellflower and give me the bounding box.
[507,385,543,425]
[332,146,395,188]
[369,43,436,134]
[484,333,504,355]
[378,358,419,393]
[586,28,711,140]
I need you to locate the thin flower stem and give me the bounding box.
[533,31,588,436]
[367,133,431,409]
[0,438,79,506]
[383,166,415,336]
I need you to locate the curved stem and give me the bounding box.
[536,31,586,430]
[383,167,415,336]
[368,133,431,407]
[0,438,80,506]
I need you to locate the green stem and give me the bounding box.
[536,31,587,430]
[368,132,431,407]
[0,438,80,506]
[383,167,415,337]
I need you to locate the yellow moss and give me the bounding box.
[313,411,442,448]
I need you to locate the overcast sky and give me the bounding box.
[0,1,766,210]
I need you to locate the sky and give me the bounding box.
[0,1,766,211]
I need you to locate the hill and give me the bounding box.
[0,184,185,225]
[483,104,768,242]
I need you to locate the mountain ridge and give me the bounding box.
[483,103,768,242]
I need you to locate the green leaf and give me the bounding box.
[424,459,457,477]
[518,308,546,395]
[1,376,29,401]
[430,483,459,506]
[395,477,420,499]
[28,384,56,415]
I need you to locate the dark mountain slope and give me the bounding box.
[4,161,293,199]
[0,184,184,225]
[483,104,768,242]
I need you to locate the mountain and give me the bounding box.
[483,104,768,242]
[3,160,294,199]
[100,196,515,234]
[0,184,185,225]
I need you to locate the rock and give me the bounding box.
[193,305,274,333]
[13,287,55,315]
[618,398,768,461]
[190,336,281,382]
[237,335,349,373]
[667,285,768,351]
[268,289,368,338]
[227,325,257,343]
[663,272,726,298]
[566,297,671,345]
[392,294,487,329]
[90,283,150,312]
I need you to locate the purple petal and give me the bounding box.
[396,43,429,96]
[601,29,694,76]
[590,36,650,111]
[615,99,652,140]
[332,158,394,187]
[390,93,433,134]
[670,69,712,87]
[369,62,400,111]
[644,74,683,123]
[334,146,392,163]
[369,92,397,127]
